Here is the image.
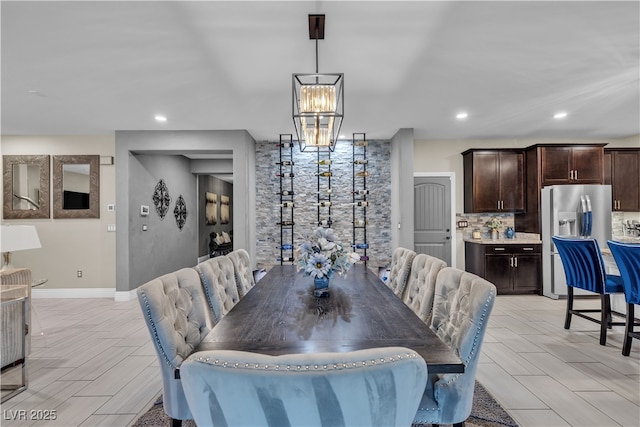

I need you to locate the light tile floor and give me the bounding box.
[1,295,638,426]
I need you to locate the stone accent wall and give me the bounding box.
[255,140,392,270]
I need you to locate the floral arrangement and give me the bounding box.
[485,216,503,231]
[295,228,361,279]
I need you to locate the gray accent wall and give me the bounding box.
[115,130,255,292]
[129,153,197,287]
[255,140,392,270]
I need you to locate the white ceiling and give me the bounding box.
[2,1,639,142]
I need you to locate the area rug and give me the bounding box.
[133,381,518,427]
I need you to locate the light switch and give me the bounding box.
[107,224,116,232]
[142,225,148,231]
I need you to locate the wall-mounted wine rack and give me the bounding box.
[352,133,369,265]
[316,148,332,228]
[277,134,295,264]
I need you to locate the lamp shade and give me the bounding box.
[0,225,41,253]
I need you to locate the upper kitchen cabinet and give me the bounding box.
[540,145,604,186]
[604,148,640,211]
[515,143,607,234]
[462,149,525,213]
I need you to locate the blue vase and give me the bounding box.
[314,276,330,297]
[505,227,515,239]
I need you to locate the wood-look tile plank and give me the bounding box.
[572,362,640,405]
[59,346,137,381]
[79,414,137,426]
[475,363,548,410]
[507,409,571,427]
[515,375,619,426]
[575,391,640,427]
[74,356,155,396]
[95,366,162,415]
[520,353,609,391]
[481,343,546,375]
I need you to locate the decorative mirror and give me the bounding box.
[2,155,50,219]
[53,155,100,219]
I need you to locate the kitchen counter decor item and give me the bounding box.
[486,216,503,240]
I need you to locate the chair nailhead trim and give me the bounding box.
[192,352,418,371]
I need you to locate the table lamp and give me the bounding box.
[0,225,41,271]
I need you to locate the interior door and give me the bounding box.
[413,176,451,265]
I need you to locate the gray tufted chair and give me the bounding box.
[413,267,496,427]
[194,256,240,323]
[403,254,447,324]
[181,347,427,427]
[387,247,417,299]
[136,267,213,426]
[227,248,256,298]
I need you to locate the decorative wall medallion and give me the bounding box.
[174,194,187,231]
[152,179,171,219]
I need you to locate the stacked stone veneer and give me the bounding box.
[255,140,392,270]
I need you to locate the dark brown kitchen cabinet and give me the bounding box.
[540,145,604,186]
[465,242,541,295]
[515,143,607,234]
[462,149,525,213]
[604,148,640,211]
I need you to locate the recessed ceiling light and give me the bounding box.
[154,115,167,122]
[553,112,568,119]
[456,112,468,120]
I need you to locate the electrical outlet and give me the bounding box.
[77,270,83,278]
[457,220,469,228]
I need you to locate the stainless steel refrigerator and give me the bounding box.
[541,185,612,299]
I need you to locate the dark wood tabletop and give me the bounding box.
[200,264,464,374]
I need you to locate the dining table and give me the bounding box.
[200,264,464,374]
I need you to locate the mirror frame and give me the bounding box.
[3,154,51,219]
[53,155,100,219]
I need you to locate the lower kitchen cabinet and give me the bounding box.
[465,241,541,294]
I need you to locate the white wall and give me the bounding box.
[1,135,116,291]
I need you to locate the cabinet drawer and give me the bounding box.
[484,244,541,254]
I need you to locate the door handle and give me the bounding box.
[509,256,514,267]
[445,236,451,240]
[497,200,500,210]
[514,257,518,268]
[575,170,578,180]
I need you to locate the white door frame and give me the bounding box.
[413,172,456,267]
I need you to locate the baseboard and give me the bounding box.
[114,289,137,302]
[32,288,116,299]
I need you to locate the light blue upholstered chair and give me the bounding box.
[403,254,447,323]
[181,347,427,427]
[607,240,640,356]
[413,267,496,427]
[194,256,240,323]
[227,248,256,298]
[137,268,214,426]
[552,236,625,345]
[387,247,417,299]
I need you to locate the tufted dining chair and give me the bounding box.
[181,347,427,427]
[194,256,240,324]
[402,254,447,324]
[136,267,213,426]
[413,267,496,427]
[227,249,256,298]
[607,241,640,356]
[552,236,625,345]
[387,247,417,299]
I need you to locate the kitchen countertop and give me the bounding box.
[464,232,542,245]
[610,235,640,244]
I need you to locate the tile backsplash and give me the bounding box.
[456,213,514,239]
[457,211,640,239]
